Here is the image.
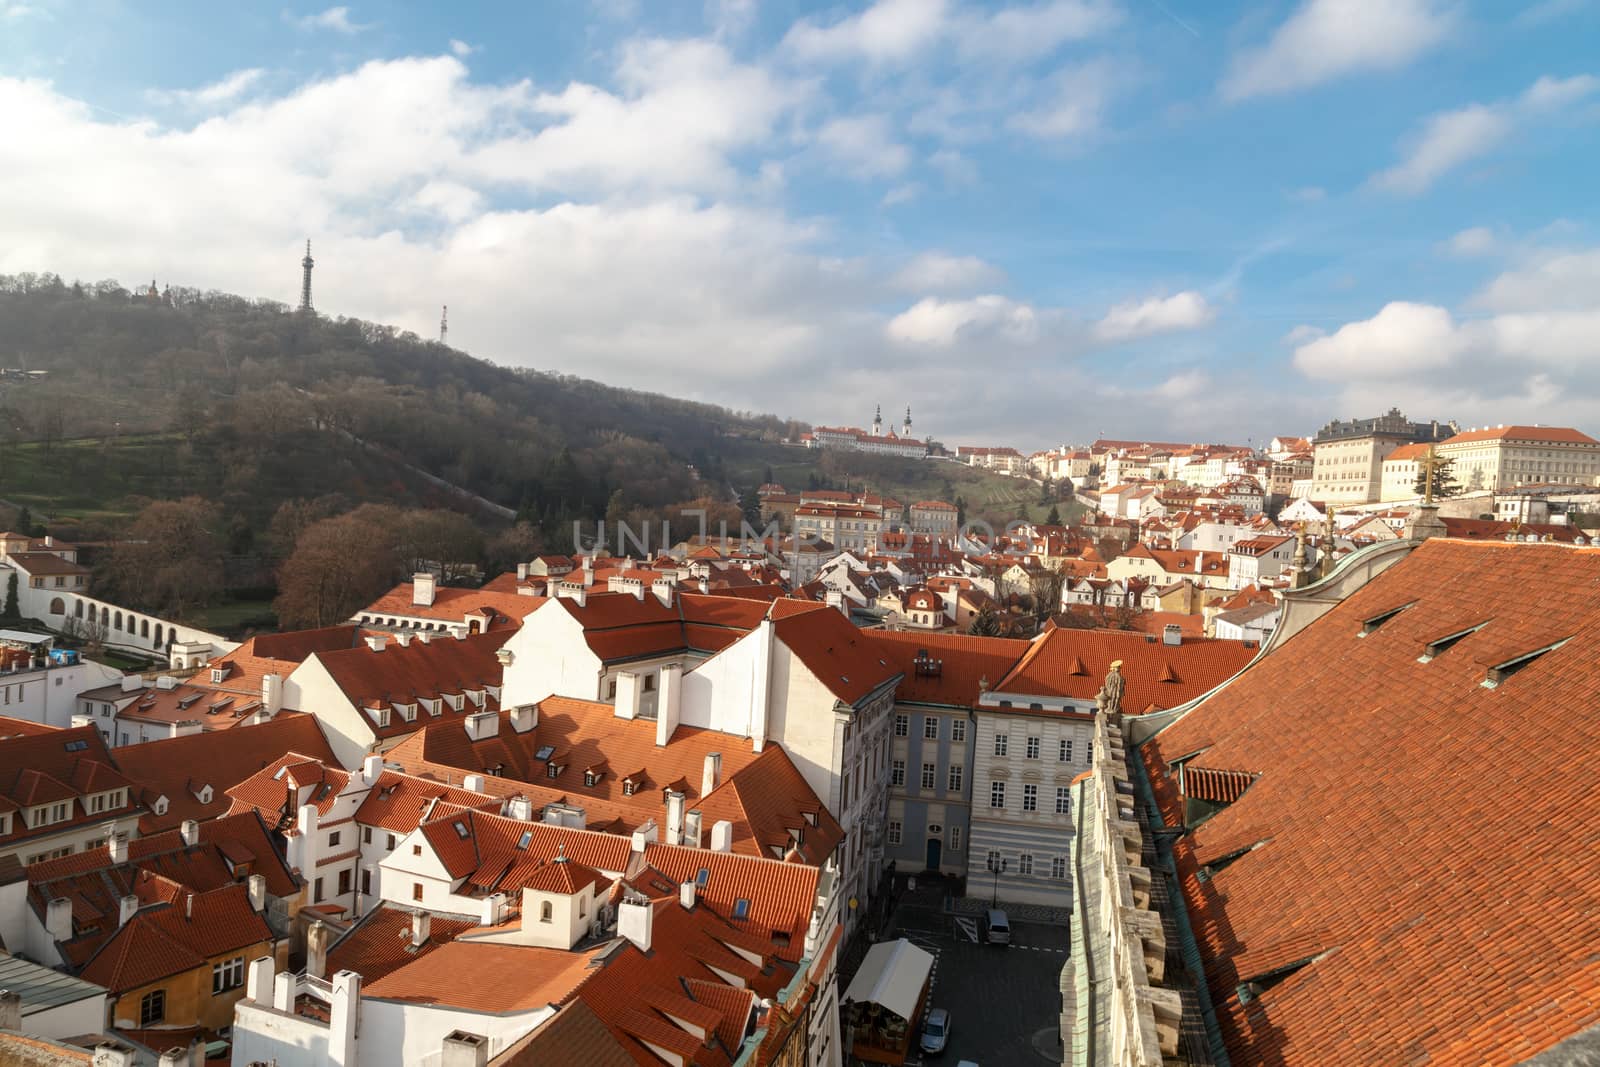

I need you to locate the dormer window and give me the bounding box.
[732,898,750,919]
[210,667,226,684]
[622,779,637,797]
[546,762,563,780]
[583,770,598,787]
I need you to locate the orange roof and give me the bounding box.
[326,902,481,983]
[1385,442,1431,462]
[1443,424,1599,446]
[311,630,510,739]
[695,745,843,866]
[481,1001,638,1067]
[1142,538,1600,1064]
[867,631,1029,708]
[772,605,902,705]
[360,583,548,628]
[77,881,272,992]
[641,844,819,962]
[991,627,1253,713]
[365,939,604,1012]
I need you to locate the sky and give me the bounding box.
[1,0,1596,451]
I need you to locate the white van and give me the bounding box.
[983,908,1011,945]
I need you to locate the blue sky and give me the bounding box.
[1,1,1597,450]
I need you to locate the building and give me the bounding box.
[0,631,120,731]
[969,627,1253,907]
[0,721,143,866]
[794,504,886,554]
[1070,536,1600,1064]
[907,500,958,537]
[1434,424,1600,491]
[803,406,926,459]
[1309,408,1453,504]
[1225,534,1298,589]
[871,632,1028,877]
[957,446,1027,475]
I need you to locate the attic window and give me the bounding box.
[517,829,533,850]
[1359,603,1414,636]
[583,770,599,787]
[210,668,226,684]
[1420,622,1490,662]
[534,745,556,762]
[1483,638,1570,689]
[273,767,287,780]
[63,739,89,752]
[732,898,751,920]
[546,762,563,780]
[695,867,710,887]
[622,779,636,797]
[452,820,469,839]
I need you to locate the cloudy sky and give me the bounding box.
[1,1,1596,450]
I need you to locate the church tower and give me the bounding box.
[299,239,315,313]
[872,404,882,437]
[903,405,912,438]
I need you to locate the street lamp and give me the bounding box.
[987,853,1007,906]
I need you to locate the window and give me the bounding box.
[362,826,372,844]
[951,719,966,742]
[1051,856,1067,879]
[927,822,942,836]
[923,717,939,740]
[606,679,617,699]
[1019,853,1034,875]
[412,882,424,902]
[213,956,245,994]
[1022,784,1038,812]
[328,831,341,847]
[950,826,962,851]
[887,820,901,845]
[921,763,936,790]
[894,714,908,737]
[389,834,398,850]
[1055,787,1072,815]
[990,781,1006,809]
[733,898,751,920]
[695,867,710,887]
[540,901,553,923]
[140,990,165,1026]
[314,877,324,903]
[1026,736,1040,760]
[891,760,905,787]
[337,869,351,896]
[642,674,656,693]
[1059,738,1072,762]
[947,763,963,792]
[993,733,1008,757]
[986,849,1001,870]
[1086,740,1093,763]
[361,869,371,895]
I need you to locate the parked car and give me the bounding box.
[984,908,1011,945]
[920,1008,950,1054]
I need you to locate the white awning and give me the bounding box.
[0,630,51,646]
[842,938,934,1022]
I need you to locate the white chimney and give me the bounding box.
[248,873,267,913]
[516,563,529,581]
[613,671,642,720]
[440,1031,489,1067]
[46,897,73,942]
[261,673,283,716]
[363,754,384,783]
[618,897,653,951]
[495,647,514,667]
[107,831,129,863]
[246,955,276,1008]
[411,910,432,947]
[651,577,676,607]
[683,809,703,849]
[480,892,507,927]
[1163,623,1183,647]
[701,753,722,797]
[510,704,538,733]
[464,710,498,741]
[180,819,200,847]
[825,589,847,616]
[120,674,143,693]
[118,893,139,927]
[392,631,412,648]
[710,820,734,853]
[463,773,486,793]
[664,789,685,847]
[365,635,388,652]
[655,663,682,747]
[679,881,697,910]
[630,819,659,852]
[413,573,437,607]
[506,795,534,821]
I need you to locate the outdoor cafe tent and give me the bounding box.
[842,938,935,1023]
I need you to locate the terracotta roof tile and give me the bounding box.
[993,627,1253,712]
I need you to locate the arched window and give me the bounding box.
[48,597,65,615]
[154,624,164,646]
[113,611,123,632]
[539,901,553,923]
[74,600,84,618]
[140,619,150,638]
[101,606,109,627]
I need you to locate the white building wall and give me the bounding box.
[284,657,375,770]
[360,1000,556,1067]
[499,604,603,709]
[0,659,120,729]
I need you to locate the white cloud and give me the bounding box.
[1007,60,1116,140]
[881,182,922,206]
[449,40,475,58]
[891,252,1004,292]
[1444,226,1497,257]
[1293,301,1463,379]
[887,295,1040,346]
[146,68,265,109]
[784,0,949,65]
[815,114,911,178]
[1153,369,1209,401]
[928,148,978,186]
[1371,73,1597,194]
[706,0,757,37]
[1221,0,1452,102]
[286,6,370,34]
[1471,248,1600,312]
[1372,104,1509,194]
[1094,291,1214,342]
[952,1,1121,63]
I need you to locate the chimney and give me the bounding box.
[120,674,143,693]
[613,671,642,720]
[701,753,722,797]
[45,897,72,942]
[392,632,412,648]
[664,789,685,847]
[683,809,703,849]
[495,647,514,667]
[510,704,538,733]
[365,635,388,652]
[180,819,200,847]
[630,819,659,853]
[517,563,529,581]
[411,910,432,947]
[1163,623,1183,647]
[329,972,361,1067]
[108,831,129,864]
[261,672,284,716]
[506,795,534,821]
[617,896,653,951]
[655,664,682,747]
[480,893,507,927]
[118,893,139,927]
[651,577,676,608]
[464,710,498,741]
[679,881,696,910]
[184,892,194,920]
[248,873,267,913]
[463,773,486,793]
[0,989,21,1031]
[363,754,384,783]
[441,1031,489,1067]
[306,919,329,979]
[710,820,734,853]
[580,562,594,587]
[825,589,847,616]
[413,573,436,607]
[245,955,275,1007]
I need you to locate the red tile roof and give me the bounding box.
[325,902,481,983]
[359,583,547,629]
[77,881,272,992]
[867,630,1029,708]
[641,844,819,961]
[310,630,510,739]
[1142,538,1600,1065]
[1442,424,1599,445]
[365,938,605,1012]
[695,746,843,866]
[772,606,902,705]
[991,626,1254,713]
